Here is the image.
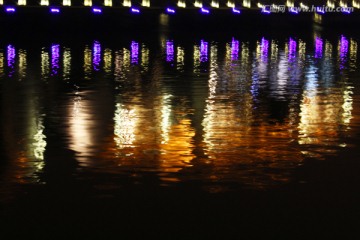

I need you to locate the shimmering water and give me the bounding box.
[1,28,360,196]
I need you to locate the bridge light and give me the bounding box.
[6,7,16,12]
[177,1,186,8]
[200,8,209,14]
[166,8,175,14]
[131,7,140,13]
[92,7,102,13]
[50,7,60,13]
[63,0,71,6]
[232,8,241,14]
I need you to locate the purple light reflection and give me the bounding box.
[260,38,269,60]
[339,35,349,69]
[315,37,323,59]
[93,41,101,71]
[231,38,239,60]
[289,38,297,60]
[131,41,139,64]
[200,40,208,62]
[166,40,174,62]
[131,8,140,13]
[166,8,175,14]
[51,44,60,76]
[7,45,15,77]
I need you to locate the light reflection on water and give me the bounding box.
[0,33,359,192]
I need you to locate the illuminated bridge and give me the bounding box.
[0,0,359,31]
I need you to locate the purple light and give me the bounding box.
[6,7,16,12]
[232,8,241,14]
[200,8,209,14]
[341,7,351,14]
[131,41,139,64]
[166,8,176,14]
[200,40,208,62]
[231,38,239,61]
[131,8,140,13]
[92,8,102,13]
[260,38,269,59]
[261,7,271,14]
[316,7,325,14]
[7,45,15,77]
[51,44,60,76]
[315,37,323,59]
[166,40,174,62]
[289,7,299,14]
[93,41,101,71]
[50,8,60,13]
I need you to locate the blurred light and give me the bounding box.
[353,0,360,9]
[286,0,294,7]
[51,44,60,76]
[316,7,325,14]
[92,8,102,13]
[300,2,309,10]
[232,8,241,14]
[84,0,92,6]
[104,0,112,6]
[40,0,49,6]
[289,7,298,14]
[261,38,269,57]
[50,8,60,13]
[243,0,251,8]
[131,7,140,13]
[211,1,219,8]
[257,2,264,8]
[123,0,131,7]
[63,0,71,6]
[0,0,3,5]
[177,0,186,8]
[142,0,150,7]
[326,0,335,8]
[341,7,351,13]
[6,7,16,12]
[194,1,203,8]
[18,0,26,5]
[227,1,235,8]
[339,0,348,7]
[261,7,270,14]
[201,8,209,14]
[7,45,15,77]
[166,7,175,14]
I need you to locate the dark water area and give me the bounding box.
[1,18,360,238]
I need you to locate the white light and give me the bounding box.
[227,1,235,8]
[142,0,150,7]
[211,1,219,8]
[63,0,71,6]
[194,0,203,8]
[123,0,131,7]
[300,2,309,10]
[177,1,186,8]
[243,0,251,8]
[286,0,294,7]
[257,2,264,8]
[353,0,360,9]
[327,0,335,8]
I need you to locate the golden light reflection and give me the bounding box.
[104,48,112,73]
[63,47,71,81]
[160,94,172,144]
[193,44,200,73]
[114,103,137,149]
[176,46,184,72]
[0,52,3,78]
[84,46,92,79]
[41,48,50,80]
[141,44,149,72]
[18,50,27,80]
[349,39,357,70]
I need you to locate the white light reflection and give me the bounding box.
[141,44,149,72]
[41,47,50,80]
[114,103,137,149]
[104,48,112,73]
[84,46,92,79]
[349,38,357,70]
[194,0,203,8]
[176,46,184,71]
[161,94,172,144]
[33,118,47,161]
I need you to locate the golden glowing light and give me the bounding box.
[211,1,219,8]
[349,39,358,70]
[193,44,200,73]
[84,0,92,6]
[123,0,131,7]
[286,0,294,7]
[41,48,49,80]
[177,0,186,7]
[104,0,112,6]
[63,48,71,81]
[40,0,49,6]
[327,0,335,8]
[314,13,322,24]
[339,0,348,7]
[353,0,360,8]
[300,2,309,10]
[194,0,203,8]
[257,2,264,8]
[0,0,3,5]
[226,0,235,8]
[19,49,27,80]
[83,46,92,79]
[104,48,112,73]
[63,0,71,6]
[243,0,251,8]
[141,0,150,7]
[18,0,26,5]
[114,103,137,149]
[141,44,149,72]
[176,46,184,72]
